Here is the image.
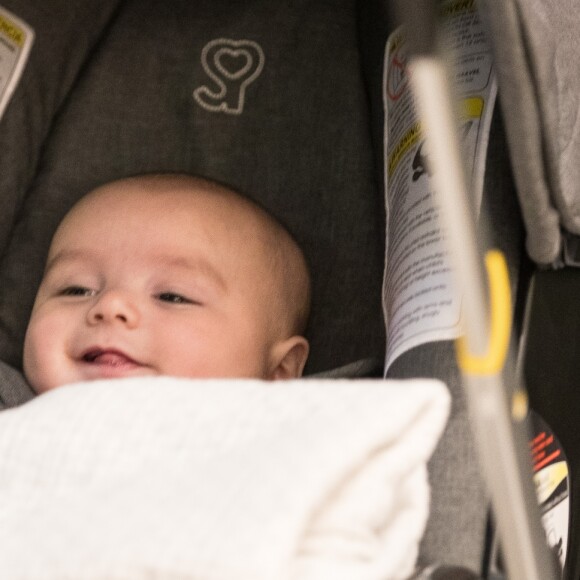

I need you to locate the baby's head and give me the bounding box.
[23,174,310,393]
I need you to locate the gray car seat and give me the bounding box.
[0,0,532,576]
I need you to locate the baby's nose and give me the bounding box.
[87,290,140,327]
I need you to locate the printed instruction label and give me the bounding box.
[530,412,570,571]
[0,6,33,120]
[382,0,496,372]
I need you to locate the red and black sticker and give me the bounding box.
[530,411,570,571]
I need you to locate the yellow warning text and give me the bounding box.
[462,97,484,119]
[389,31,405,55]
[0,15,24,47]
[441,0,476,17]
[388,122,422,177]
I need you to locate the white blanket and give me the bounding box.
[0,377,450,580]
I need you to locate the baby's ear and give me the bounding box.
[269,336,310,380]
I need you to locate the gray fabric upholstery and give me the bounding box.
[389,342,488,571]
[0,0,123,257]
[481,0,580,266]
[0,361,34,410]
[309,357,383,379]
[0,0,386,375]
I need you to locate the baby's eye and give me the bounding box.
[157,292,196,305]
[59,286,96,297]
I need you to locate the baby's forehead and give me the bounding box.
[64,181,264,230]
[54,181,281,262]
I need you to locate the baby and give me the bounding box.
[23,174,311,394]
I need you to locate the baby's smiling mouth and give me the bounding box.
[81,348,139,367]
[78,347,153,380]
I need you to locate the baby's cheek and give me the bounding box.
[23,311,63,393]
[153,325,217,378]
[22,333,45,394]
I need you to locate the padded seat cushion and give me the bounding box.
[0,0,122,263]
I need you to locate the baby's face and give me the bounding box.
[24,182,299,393]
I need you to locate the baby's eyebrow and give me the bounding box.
[44,249,96,274]
[155,255,227,292]
[44,249,227,292]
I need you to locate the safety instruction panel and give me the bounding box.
[382,0,496,372]
[0,6,33,120]
[530,412,570,572]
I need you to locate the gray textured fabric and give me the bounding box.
[0,361,34,410]
[480,0,580,266]
[308,357,383,379]
[388,342,488,572]
[0,0,385,375]
[513,0,580,236]
[0,0,123,257]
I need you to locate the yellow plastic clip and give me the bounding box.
[455,250,511,376]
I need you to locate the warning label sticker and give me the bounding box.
[382,0,497,372]
[0,7,34,120]
[530,413,570,571]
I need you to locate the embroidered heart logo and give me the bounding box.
[194,39,266,115]
[215,48,253,80]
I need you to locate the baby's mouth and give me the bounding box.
[82,348,139,367]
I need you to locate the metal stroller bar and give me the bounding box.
[391,1,560,578]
